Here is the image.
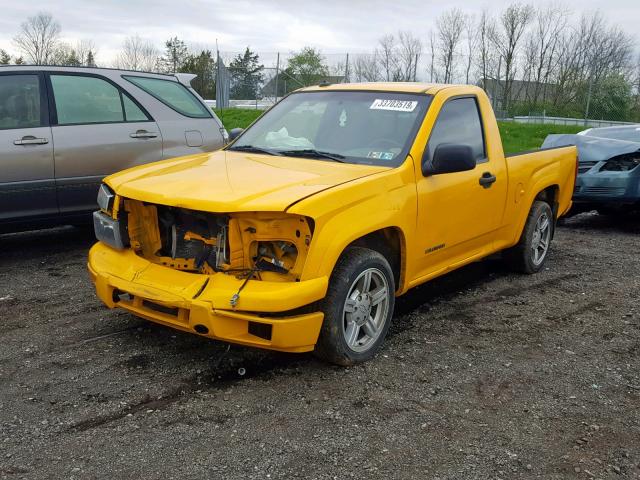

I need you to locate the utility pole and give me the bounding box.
[344,53,349,83]
[274,52,280,103]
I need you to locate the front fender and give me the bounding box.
[288,161,417,283]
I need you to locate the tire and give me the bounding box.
[314,247,395,366]
[504,200,554,274]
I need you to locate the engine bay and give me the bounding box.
[122,199,312,283]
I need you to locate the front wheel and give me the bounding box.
[314,247,395,366]
[504,200,554,274]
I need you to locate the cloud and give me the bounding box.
[0,0,637,65]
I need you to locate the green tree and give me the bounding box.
[229,47,264,99]
[0,49,11,64]
[14,56,24,64]
[65,49,82,66]
[50,44,82,66]
[85,50,96,67]
[161,37,188,73]
[588,75,633,121]
[181,50,215,99]
[284,47,329,88]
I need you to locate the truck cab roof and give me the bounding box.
[299,82,477,95]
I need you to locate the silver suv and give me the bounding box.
[0,66,227,233]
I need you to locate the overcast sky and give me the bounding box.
[0,0,638,66]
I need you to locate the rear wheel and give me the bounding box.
[314,247,395,366]
[504,200,553,274]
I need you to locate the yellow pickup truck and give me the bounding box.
[89,83,577,365]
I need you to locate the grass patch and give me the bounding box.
[214,108,583,155]
[498,121,583,154]
[214,108,263,130]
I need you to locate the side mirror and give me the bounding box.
[229,128,244,141]
[423,144,476,176]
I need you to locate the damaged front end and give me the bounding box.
[93,184,316,306]
[542,133,640,208]
[89,186,326,352]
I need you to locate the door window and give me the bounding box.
[50,74,151,125]
[124,76,211,118]
[0,75,42,130]
[425,97,486,167]
[122,94,149,122]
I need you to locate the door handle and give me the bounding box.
[479,172,497,188]
[130,130,158,139]
[14,136,49,146]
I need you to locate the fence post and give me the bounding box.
[275,52,280,104]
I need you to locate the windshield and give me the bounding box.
[229,90,431,166]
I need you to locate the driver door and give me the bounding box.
[413,94,506,280]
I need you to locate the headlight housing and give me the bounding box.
[601,155,640,172]
[97,183,115,214]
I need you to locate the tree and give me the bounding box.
[116,35,159,72]
[463,15,479,84]
[489,3,534,112]
[181,50,215,99]
[374,32,421,82]
[588,74,633,120]
[397,31,422,81]
[76,39,97,66]
[85,50,96,67]
[14,56,25,65]
[352,54,381,82]
[476,10,496,92]
[285,47,329,87]
[436,8,467,83]
[228,47,264,99]
[160,37,188,73]
[528,6,568,105]
[13,12,61,64]
[633,54,640,118]
[0,49,10,65]
[51,43,82,66]
[428,31,438,82]
[377,34,396,81]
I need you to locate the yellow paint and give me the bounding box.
[89,82,577,353]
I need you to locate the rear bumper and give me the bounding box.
[88,242,327,353]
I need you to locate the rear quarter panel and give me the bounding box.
[495,146,577,249]
[110,75,225,158]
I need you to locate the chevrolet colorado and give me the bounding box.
[88,83,578,365]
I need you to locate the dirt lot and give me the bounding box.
[0,213,639,480]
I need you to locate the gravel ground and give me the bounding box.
[0,212,638,479]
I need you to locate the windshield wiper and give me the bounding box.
[279,149,346,163]
[227,145,282,156]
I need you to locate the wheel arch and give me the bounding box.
[535,184,560,216]
[343,227,406,294]
[512,183,559,246]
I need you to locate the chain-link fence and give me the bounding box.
[208,51,640,126]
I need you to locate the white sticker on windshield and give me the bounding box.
[370,99,418,112]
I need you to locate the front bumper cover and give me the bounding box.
[88,242,327,352]
[573,170,640,204]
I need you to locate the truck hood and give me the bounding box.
[106,150,389,212]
